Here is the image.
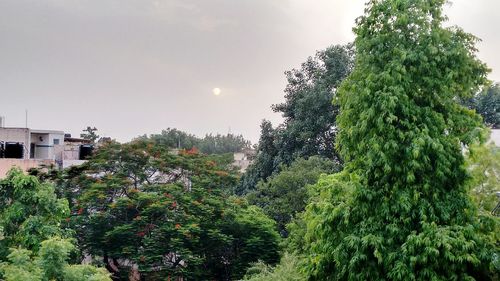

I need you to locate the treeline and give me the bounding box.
[137,128,252,155]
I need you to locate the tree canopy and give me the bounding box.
[463,83,500,129]
[65,140,279,280]
[139,128,251,155]
[247,156,340,236]
[238,44,354,194]
[302,0,498,280]
[0,170,111,281]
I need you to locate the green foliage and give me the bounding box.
[242,253,305,281]
[63,265,112,281]
[463,84,500,129]
[238,45,353,194]
[197,133,252,155]
[80,126,100,143]
[247,157,339,236]
[0,171,110,281]
[238,120,277,194]
[0,247,43,281]
[68,140,279,280]
[272,44,354,164]
[0,237,111,281]
[302,0,497,280]
[139,128,251,155]
[0,169,71,259]
[466,139,500,213]
[38,237,75,280]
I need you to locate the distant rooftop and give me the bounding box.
[0,127,64,135]
[30,129,64,135]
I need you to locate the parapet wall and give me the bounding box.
[0,159,55,178]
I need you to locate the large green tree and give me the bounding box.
[272,44,354,165]
[67,140,279,280]
[303,0,497,280]
[238,45,354,194]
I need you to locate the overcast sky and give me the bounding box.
[1,0,499,143]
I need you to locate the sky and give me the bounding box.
[1,0,499,143]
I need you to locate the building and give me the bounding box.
[62,135,93,169]
[233,148,256,173]
[490,129,500,146]
[0,126,93,178]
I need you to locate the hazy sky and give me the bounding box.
[1,0,499,143]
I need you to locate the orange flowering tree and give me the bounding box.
[65,140,279,280]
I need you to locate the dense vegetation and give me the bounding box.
[1,0,499,280]
[301,0,498,279]
[237,45,354,194]
[138,128,251,155]
[0,170,111,281]
[55,140,279,280]
[247,156,340,236]
[462,83,500,129]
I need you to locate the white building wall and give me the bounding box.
[30,132,65,160]
[490,129,500,146]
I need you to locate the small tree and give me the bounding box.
[80,126,99,143]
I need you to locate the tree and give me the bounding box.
[80,126,100,143]
[303,0,497,280]
[237,121,277,194]
[0,169,71,259]
[247,157,340,236]
[139,128,252,155]
[272,44,354,165]
[0,170,111,281]
[0,237,111,281]
[67,140,279,280]
[242,253,305,281]
[197,133,251,155]
[466,139,500,213]
[239,44,353,193]
[463,84,500,129]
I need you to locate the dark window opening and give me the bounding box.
[79,145,94,160]
[4,142,24,159]
[30,143,35,158]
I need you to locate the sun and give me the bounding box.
[212,88,221,96]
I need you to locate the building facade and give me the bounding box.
[0,127,92,177]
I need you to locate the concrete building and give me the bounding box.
[0,127,92,178]
[62,136,92,169]
[233,148,256,173]
[490,129,500,146]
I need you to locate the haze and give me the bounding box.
[1,0,499,143]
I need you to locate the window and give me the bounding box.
[53,139,60,145]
